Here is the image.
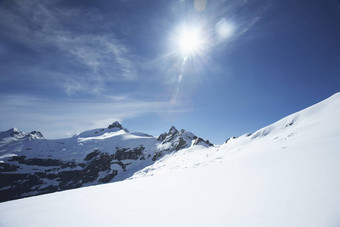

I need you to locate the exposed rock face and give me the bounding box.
[27,131,44,140]
[114,146,145,161]
[108,121,129,132]
[193,137,213,147]
[0,123,213,202]
[225,136,236,143]
[0,128,26,142]
[0,145,146,202]
[108,121,123,129]
[153,126,212,161]
[0,128,44,143]
[9,128,26,138]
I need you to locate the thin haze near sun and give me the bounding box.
[167,0,235,105]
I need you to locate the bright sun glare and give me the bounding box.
[178,28,204,57]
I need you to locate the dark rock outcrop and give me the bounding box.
[225,136,236,143]
[107,121,129,133]
[153,126,212,161]
[108,121,123,130]
[0,145,147,202]
[193,137,213,147]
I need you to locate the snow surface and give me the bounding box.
[0,93,340,227]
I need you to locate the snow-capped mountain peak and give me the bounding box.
[6,127,25,138]
[1,93,340,227]
[26,131,44,140]
[169,126,178,134]
[153,126,213,161]
[0,122,212,202]
[0,128,44,146]
[108,121,129,132]
[1,93,339,206]
[76,121,129,139]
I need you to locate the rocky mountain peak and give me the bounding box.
[157,126,198,143]
[157,126,179,142]
[7,128,25,138]
[27,131,44,140]
[1,128,45,143]
[108,121,129,133]
[169,126,178,134]
[153,126,212,161]
[10,127,19,132]
[108,121,123,129]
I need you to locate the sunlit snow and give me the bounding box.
[0,93,340,227]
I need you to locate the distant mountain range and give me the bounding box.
[0,120,212,202]
[1,93,339,226]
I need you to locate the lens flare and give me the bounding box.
[215,19,234,40]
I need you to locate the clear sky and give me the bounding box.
[0,0,339,144]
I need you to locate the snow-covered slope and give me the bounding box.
[0,121,212,202]
[0,93,339,227]
[132,92,340,178]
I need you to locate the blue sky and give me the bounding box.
[0,0,339,144]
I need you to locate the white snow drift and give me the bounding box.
[0,93,340,227]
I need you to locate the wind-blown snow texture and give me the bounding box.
[0,93,340,227]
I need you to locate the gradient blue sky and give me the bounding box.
[1,0,339,144]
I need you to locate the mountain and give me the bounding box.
[0,128,44,144]
[0,121,212,202]
[0,93,339,227]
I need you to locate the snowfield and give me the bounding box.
[0,93,340,227]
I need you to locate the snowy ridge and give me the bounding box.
[0,93,339,227]
[251,92,340,140]
[0,128,44,146]
[0,121,211,202]
[132,92,340,178]
[154,126,212,161]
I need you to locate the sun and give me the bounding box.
[177,27,205,57]
[179,29,201,55]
